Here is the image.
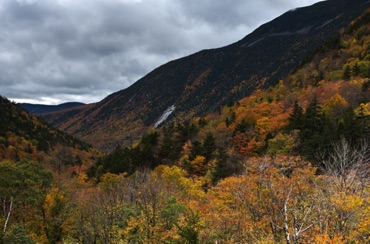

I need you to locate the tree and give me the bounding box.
[212,147,232,183]
[177,209,201,244]
[188,140,201,158]
[354,103,370,137]
[299,98,335,161]
[287,101,304,131]
[0,160,53,241]
[318,139,370,240]
[189,156,207,176]
[343,65,351,80]
[43,188,68,243]
[202,133,216,160]
[267,133,295,155]
[319,138,370,193]
[352,62,360,77]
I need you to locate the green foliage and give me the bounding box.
[297,98,332,160]
[0,160,53,241]
[2,224,36,244]
[160,197,186,230]
[267,133,295,155]
[0,160,53,207]
[89,121,204,179]
[176,210,201,244]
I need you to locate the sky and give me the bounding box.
[0,0,322,105]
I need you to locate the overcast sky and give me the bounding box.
[0,0,322,105]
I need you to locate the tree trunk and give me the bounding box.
[2,197,13,238]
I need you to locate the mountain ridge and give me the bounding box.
[42,0,370,151]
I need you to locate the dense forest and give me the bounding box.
[1,7,370,244]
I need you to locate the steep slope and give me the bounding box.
[20,102,85,115]
[43,0,370,151]
[91,10,370,178]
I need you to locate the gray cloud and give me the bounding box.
[0,0,322,104]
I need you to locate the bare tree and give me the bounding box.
[318,138,370,238]
[320,138,370,193]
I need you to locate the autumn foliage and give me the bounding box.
[2,6,370,244]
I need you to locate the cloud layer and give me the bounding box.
[0,0,321,104]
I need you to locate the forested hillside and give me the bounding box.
[0,96,95,161]
[80,11,370,243]
[0,97,102,242]
[41,0,370,151]
[2,3,370,244]
[89,10,370,181]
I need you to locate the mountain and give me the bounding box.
[42,0,370,151]
[0,96,92,162]
[91,10,370,177]
[20,102,85,115]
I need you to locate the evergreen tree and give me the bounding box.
[303,97,322,131]
[212,147,231,183]
[225,117,230,127]
[234,118,250,135]
[159,123,176,160]
[299,98,335,161]
[202,133,216,160]
[343,65,351,80]
[352,62,360,77]
[190,141,203,161]
[287,101,304,131]
[337,108,360,143]
[355,105,370,138]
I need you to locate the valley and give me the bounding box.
[1,0,370,242]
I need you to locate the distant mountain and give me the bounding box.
[42,0,370,151]
[20,102,85,115]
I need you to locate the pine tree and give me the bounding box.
[343,65,351,80]
[190,141,203,161]
[303,97,322,132]
[299,97,335,161]
[287,101,304,131]
[202,133,216,160]
[212,147,232,183]
[352,62,360,77]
